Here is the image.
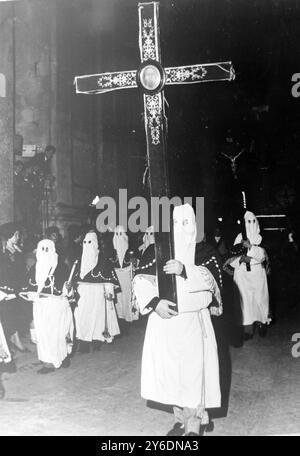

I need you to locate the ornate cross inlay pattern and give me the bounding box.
[165,65,207,84]
[97,71,137,91]
[144,94,162,145]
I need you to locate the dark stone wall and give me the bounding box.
[15,0,54,150]
[0,4,14,225]
[53,0,101,232]
[8,0,103,234]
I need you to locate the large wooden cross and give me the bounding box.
[74,2,235,306]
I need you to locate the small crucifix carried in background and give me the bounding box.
[221,148,245,180]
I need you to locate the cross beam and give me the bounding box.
[75,62,234,95]
[74,2,235,308]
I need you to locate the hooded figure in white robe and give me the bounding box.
[28,239,73,372]
[0,290,12,399]
[138,225,155,255]
[133,204,221,436]
[74,232,120,345]
[226,211,270,333]
[113,226,138,322]
[0,316,11,400]
[0,319,11,365]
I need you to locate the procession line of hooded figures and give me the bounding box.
[0,204,270,436]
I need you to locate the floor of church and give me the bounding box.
[1,310,300,436]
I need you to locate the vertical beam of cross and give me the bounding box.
[137,2,177,303]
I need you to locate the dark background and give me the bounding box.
[67,0,300,239]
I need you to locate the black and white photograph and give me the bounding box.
[0,0,300,438]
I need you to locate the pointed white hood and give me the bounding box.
[35,239,58,293]
[80,232,99,279]
[113,225,128,268]
[244,211,262,245]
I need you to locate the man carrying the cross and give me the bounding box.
[133,204,222,436]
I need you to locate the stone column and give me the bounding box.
[0,5,14,225]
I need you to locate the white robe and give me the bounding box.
[133,267,220,414]
[231,233,270,325]
[0,320,11,364]
[115,265,139,322]
[75,282,120,343]
[33,294,73,368]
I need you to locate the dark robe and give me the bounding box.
[134,244,156,276]
[73,254,121,343]
[73,256,119,286]
[195,242,223,292]
[110,246,140,269]
[71,256,120,308]
[195,241,231,419]
[0,249,31,338]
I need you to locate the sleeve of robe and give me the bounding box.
[247,245,266,263]
[233,233,242,245]
[0,290,8,301]
[0,319,12,363]
[184,264,216,294]
[182,264,222,313]
[132,275,157,316]
[230,233,265,266]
